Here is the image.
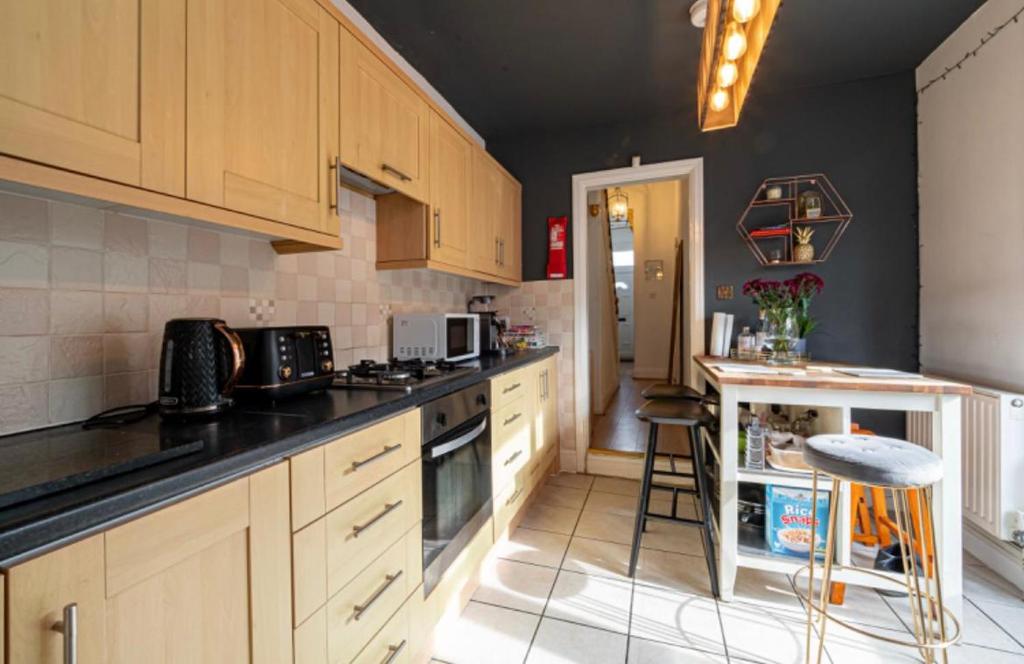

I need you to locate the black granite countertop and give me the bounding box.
[0,347,558,566]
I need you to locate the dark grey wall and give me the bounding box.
[491,72,919,434]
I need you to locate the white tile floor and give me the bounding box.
[430,474,1024,664]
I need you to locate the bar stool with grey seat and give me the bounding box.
[798,434,961,664]
[641,383,719,405]
[628,398,719,598]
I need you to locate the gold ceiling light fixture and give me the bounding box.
[697,0,781,132]
[608,188,629,222]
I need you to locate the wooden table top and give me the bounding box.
[694,356,972,395]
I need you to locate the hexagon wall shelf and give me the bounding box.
[737,174,853,267]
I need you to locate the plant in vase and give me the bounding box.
[787,272,824,357]
[741,279,797,364]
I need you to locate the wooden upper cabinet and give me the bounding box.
[0,0,186,194]
[499,171,523,281]
[468,148,503,274]
[186,0,340,236]
[428,111,472,268]
[340,28,430,204]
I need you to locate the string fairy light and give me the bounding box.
[917,4,1024,95]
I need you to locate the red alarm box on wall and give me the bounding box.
[546,216,567,279]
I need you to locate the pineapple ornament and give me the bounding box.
[794,226,815,263]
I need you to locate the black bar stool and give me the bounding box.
[640,383,719,405]
[629,398,719,598]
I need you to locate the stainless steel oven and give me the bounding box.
[421,381,492,596]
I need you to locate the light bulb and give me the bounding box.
[709,88,730,112]
[732,0,760,23]
[717,61,738,88]
[723,23,747,61]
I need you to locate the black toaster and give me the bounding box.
[233,326,335,400]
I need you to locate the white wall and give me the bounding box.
[626,180,686,380]
[918,0,1024,391]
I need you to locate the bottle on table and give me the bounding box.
[737,326,756,360]
[745,414,766,470]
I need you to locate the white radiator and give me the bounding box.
[906,384,1024,541]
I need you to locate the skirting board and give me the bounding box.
[585,450,696,481]
[964,519,1024,595]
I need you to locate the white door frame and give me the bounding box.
[571,157,705,473]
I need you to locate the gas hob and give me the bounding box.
[331,358,478,393]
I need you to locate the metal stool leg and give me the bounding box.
[805,471,842,664]
[690,423,719,598]
[629,422,659,577]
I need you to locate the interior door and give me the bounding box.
[186,0,339,235]
[468,148,501,274]
[0,0,185,194]
[340,29,429,203]
[428,111,471,267]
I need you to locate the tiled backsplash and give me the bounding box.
[0,188,485,434]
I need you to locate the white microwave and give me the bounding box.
[393,313,480,362]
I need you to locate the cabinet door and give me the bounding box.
[340,29,429,203]
[0,0,185,194]
[5,465,293,664]
[498,172,523,281]
[428,111,471,268]
[467,148,501,274]
[187,0,340,235]
[543,357,560,453]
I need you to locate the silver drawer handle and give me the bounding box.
[504,449,523,467]
[506,487,523,506]
[502,382,521,395]
[353,570,403,621]
[352,500,404,537]
[381,163,413,182]
[381,640,407,664]
[352,444,402,471]
[503,412,522,426]
[51,603,77,664]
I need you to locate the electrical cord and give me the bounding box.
[81,402,159,430]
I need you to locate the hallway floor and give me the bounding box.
[431,473,1024,664]
[590,363,689,456]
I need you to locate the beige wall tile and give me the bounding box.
[104,252,149,292]
[105,371,151,409]
[220,232,250,268]
[49,291,102,334]
[220,297,251,327]
[149,294,188,333]
[249,239,276,271]
[49,376,104,424]
[317,276,335,301]
[104,334,151,373]
[50,201,104,249]
[186,295,220,318]
[149,258,187,293]
[104,293,149,333]
[0,382,48,434]
[187,262,221,293]
[250,269,275,297]
[220,265,249,296]
[276,272,298,300]
[148,219,188,259]
[0,192,49,244]
[50,245,102,291]
[50,336,104,379]
[296,301,317,325]
[104,212,148,256]
[187,228,220,264]
[0,241,48,288]
[297,274,317,301]
[0,288,50,335]
[0,336,49,384]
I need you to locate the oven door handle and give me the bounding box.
[429,417,488,459]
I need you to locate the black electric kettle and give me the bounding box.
[158,318,245,418]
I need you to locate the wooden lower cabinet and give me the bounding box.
[3,463,292,664]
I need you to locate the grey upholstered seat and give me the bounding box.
[641,383,719,404]
[635,399,715,426]
[803,434,943,488]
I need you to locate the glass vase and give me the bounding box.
[764,310,798,365]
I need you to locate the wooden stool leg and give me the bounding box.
[629,422,659,577]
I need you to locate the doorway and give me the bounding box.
[570,158,705,474]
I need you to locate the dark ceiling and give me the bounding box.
[346,0,985,140]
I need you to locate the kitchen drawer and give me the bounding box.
[326,525,420,664]
[326,460,421,597]
[493,470,530,538]
[492,394,531,463]
[293,459,421,625]
[352,598,412,664]
[490,367,530,411]
[492,414,530,495]
[324,409,420,513]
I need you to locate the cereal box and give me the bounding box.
[765,485,831,560]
